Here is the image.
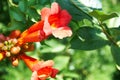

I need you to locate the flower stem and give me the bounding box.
[99,21,118,46]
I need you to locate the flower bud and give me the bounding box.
[6,51,11,57]
[10,46,21,55]
[0,43,4,48]
[9,30,21,38]
[11,39,18,44]
[0,53,4,61]
[0,34,5,42]
[12,58,19,66]
[2,46,8,50]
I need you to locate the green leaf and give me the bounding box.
[8,20,25,31]
[28,0,36,6]
[18,0,27,12]
[110,27,120,41]
[54,56,70,70]
[27,7,40,21]
[9,7,25,21]
[70,0,102,12]
[111,44,120,67]
[89,10,118,22]
[40,39,65,53]
[70,26,109,50]
[56,0,92,21]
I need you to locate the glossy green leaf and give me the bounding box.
[18,0,27,12]
[28,0,36,6]
[111,44,120,67]
[8,20,25,31]
[89,10,118,22]
[9,7,25,21]
[110,27,120,41]
[27,7,40,21]
[56,0,92,21]
[54,56,70,70]
[71,26,109,50]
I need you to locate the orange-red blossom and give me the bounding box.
[20,54,58,80]
[18,2,72,44]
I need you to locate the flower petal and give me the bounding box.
[51,2,61,15]
[41,8,50,20]
[50,68,59,78]
[31,71,39,80]
[20,54,39,70]
[52,26,72,39]
[23,30,46,43]
[32,60,54,71]
[43,17,52,36]
[37,67,52,79]
[28,21,44,33]
[59,10,72,26]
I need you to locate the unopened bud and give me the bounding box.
[9,30,21,38]
[2,46,8,50]
[27,43,34,51]
[0,53,4,61]
[11,39,18,44]
[8,40,12,44]
[4,41,8,45]
[12,58,19,66]
[0,34,5,42]
[10,46,21,55]
[6,52,11,57]
[0,43,4,48]
[23,43,29,49]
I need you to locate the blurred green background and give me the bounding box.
[0,0,120,80]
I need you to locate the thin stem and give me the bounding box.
[99,21,118,46]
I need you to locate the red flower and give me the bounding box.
[17,21,46,45]
[20,54,58,80]
[41,2,72,39]
[17,2,72,44]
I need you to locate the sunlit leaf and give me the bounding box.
[70,0,102,12]
[89,10,118,22]
[54,56,70,70]
[40,39,65,53]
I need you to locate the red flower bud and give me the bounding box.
[10,46,21,55]
[5,51,11,57]
[9,30,21,38]
[0,34,6,42]
[12,58,19,66]
[0,53,4,61]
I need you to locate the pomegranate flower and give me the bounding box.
[41,2,72,39]
[20,54,58,80]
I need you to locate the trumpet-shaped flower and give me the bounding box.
[20,54,58,80]
[41,2,72,39]
[18,2,72,44]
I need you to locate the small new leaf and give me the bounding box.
[89,10,118,22]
